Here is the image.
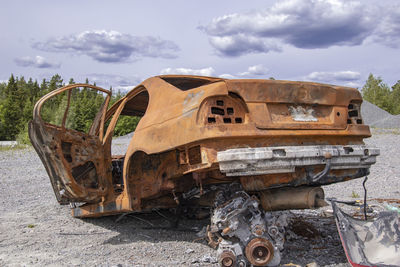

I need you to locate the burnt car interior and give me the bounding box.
[107,89,150,194]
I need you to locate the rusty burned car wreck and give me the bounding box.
[29,75,379,266]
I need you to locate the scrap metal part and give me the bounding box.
[259,186,328,211]
[208,184,288,266]
[218,145,379,177]
[331,200,400,267]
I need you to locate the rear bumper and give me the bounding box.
[217,145,380,176]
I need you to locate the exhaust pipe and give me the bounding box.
[259,186,327,211]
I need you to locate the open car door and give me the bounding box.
[29,84,113,204]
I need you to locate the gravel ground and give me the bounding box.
[0,130,399,267]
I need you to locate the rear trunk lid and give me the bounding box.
[226,80,362,130]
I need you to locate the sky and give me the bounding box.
[1,0,399,91]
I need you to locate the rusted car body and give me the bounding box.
[29,75,379,266]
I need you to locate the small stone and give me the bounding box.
[201,255,217,263]
[185,248,194,254]
[201,255,211,263]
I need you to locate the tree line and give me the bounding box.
[362,74,400,115]
[0,73,399,142]
[0,74,139,142]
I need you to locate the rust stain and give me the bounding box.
[29,75,375,218]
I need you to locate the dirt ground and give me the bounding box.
[0,130,399,266]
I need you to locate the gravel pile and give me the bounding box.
[362,101,400,129]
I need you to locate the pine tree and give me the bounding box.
[391,81,400,115]
[32,80,40,101]
[362,74,393,113]
[48,74,63,91]
[0,75,24,140]
[40,78,48,96]
[114,116,140,136]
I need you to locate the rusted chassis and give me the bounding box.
[29,76,376,218]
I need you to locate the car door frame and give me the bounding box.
[29,84,112,204]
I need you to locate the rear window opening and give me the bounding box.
[160,77,214,91]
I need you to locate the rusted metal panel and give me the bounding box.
[331,200,400,267]
[29,76,378,219]
[128,77,370,156]
[29,84,112,204]
[225,79,362,105]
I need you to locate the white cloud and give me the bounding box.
[209,34,281,56]
[160,67,215,76]
[112,85,135,93]
[202,0,400,56]
[33,30,179,63]
[306,71,361,82]
[218,64,269,79]
[305,70,363,87]
[238,64,269,77]
[14,56,60,68]
[219,73,236,79]
[343,81,362,88]
[83,73,141,92]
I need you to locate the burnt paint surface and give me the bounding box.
[29,84,112,204]
[332,201,400,266]
[29,76,373,218]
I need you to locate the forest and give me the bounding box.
[0,74,139,142]
[0,73,399,142]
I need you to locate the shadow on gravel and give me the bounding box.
[280,214,349,266]
[82,210,349,266]
[82,210,210,246]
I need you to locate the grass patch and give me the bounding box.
[0,144,30,151]
[351,191,360,198]
[27,224,35,228]
[390,129,400,135]
[371,127,400,135]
